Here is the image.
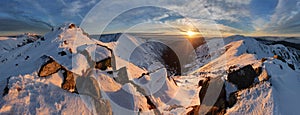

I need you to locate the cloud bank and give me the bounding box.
[0,0,299,36]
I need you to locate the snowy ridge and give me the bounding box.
[0,24,299,115]
[0,24,188,114]
[0,24,113,114]
[0,33,41,55]
[190,35,300,114]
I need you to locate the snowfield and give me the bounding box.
[0,24,299,114]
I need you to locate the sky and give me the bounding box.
[0,0,299,37]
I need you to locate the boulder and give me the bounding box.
[261,58,267,63]
[198,77,210,87]
[76,75,102,99]
[227,92,238,108]
[38,58,62,77]
[95,99,113,115]
[76,71,113,115]
[199,77,211,103]
[2,77,11,96]
[258,69,270,82]
[95,57,112,70]
[68,23,76,29]
[189,77,226,115]
[227,65,256,90]
[273,55,286,62]
[76,75,112,115]
[38,57,77,92]
[254,67,262,76]
[62,69,76,91]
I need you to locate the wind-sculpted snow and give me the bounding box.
[0,24,189,114]
[0,24,113,114]
[189,35,300,114]
[0,24,300,115]
[0,34,41,55]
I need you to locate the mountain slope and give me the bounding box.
[190,35,300,115]
[0,24,299,115]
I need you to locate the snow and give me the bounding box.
[190,35,300,114]
[226,82,274,115]
[264,59,300,115]
[0,73,91,114]
[0,24,112,114]
[0,34,40,55]
[0,24,299,115]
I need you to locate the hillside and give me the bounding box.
[0,24,299,114]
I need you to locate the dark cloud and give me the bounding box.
[0,0,100,35]
[0,18,50,35]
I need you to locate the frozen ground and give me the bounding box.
[0,24,299,114]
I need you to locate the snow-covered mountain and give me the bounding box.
[188,35,300,115]
[0,33,42,55]
[0,24,299,115]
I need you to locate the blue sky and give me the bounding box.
[0,0,299,37]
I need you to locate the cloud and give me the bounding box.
[61,1,84,18]
[263,0,300,34]
[172,0,252,22]
[252,18,268,31]
[0,0,101,35]
[0,18,50,35]
[81,0,254,35]
[1,0,299,36]
[163,18,244,36]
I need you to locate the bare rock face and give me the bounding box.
[258,69,270,82]
[95,99,113,115]
[68,23,76,29]
[254,67,263,75]
[38,58,62,77]
[188,77,226,115]
[76,75,112,115]
[199,77,211,103]
[95,57,112,70]
[38,57,76,92]
[76,75,102,99]
[227,65,256,90]
[2,77,11,96]
[62,70,76,91]
[186,105,200,115]
[227,92,238,108]
[202,78,226,115]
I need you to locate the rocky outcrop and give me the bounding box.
[95,57,112,70]
[188,77,226,115]
[2,77,11,96]
[68,23,76,29]
[198,77,211,103]
[38,55,114,92]
[227,65,256,90]
[254,67,263,76]
[38,58,62,77]
[76,74,112,115]
[258,69,270,82]
[227,91,238,108]
[62,70,76,91]
[38,57,76,92]
[273,55,285,62]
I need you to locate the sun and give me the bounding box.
[186,30,196,37]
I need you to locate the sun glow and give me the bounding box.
[186,31,197,37]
